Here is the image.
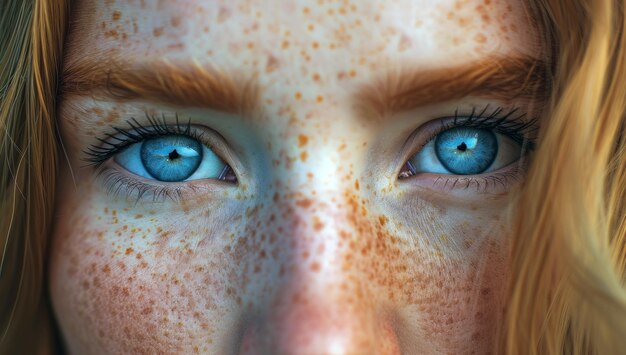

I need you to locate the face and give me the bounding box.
[50,0,544,353]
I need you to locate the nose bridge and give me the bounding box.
[238,165,402,354]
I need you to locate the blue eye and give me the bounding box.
[434,127,497,174]
[114,135,230,182]
[406,127,522,176]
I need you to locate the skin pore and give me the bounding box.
[49,0,543,354]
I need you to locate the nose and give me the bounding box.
[238,182,402,355]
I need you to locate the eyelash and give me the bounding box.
[85,105,537,201]
[398,105,539,192]
[84,113,205,166]
[85,114,229,203]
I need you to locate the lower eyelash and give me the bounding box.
[430,162,526,192]
[97,167,202,203]
[433,171,521,192]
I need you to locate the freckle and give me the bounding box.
[153,27,164,37]
[458,17,471,27]
[247,42,254,49]
[104,207,109,214]
[316,95,324,103]
[474,33,487,44]
[294,92,302,100]
[218,6,231,23]
[171,16,182,27]
[104,30,119,39]
[125,247,134,255]
[327,8,334,15]
[310,262,321,272]
[102,264,111,273]
[296,198,313,209]
[300,151,308,162]
[312,41,319,49]
[313,218,324,232]
[308,24,315,31]
[354,179,360,190]
[349,69,357,78]
[281,40,290,49]
[112,10,122,21]
[312,73,321,81]
[298,135,309,148]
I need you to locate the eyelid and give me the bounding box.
[84,113,237,173]
[394,107,537,195]
[396,107,538,177]
[95,165,236,203]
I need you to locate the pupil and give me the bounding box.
[457,142,468,152]
[168,149,180,160]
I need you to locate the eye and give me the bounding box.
[114,134,233,182]
[400,126,524,178]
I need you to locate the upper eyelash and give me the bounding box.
[398,104,538,188]
[83,113,205,166]
[442,104,539,148]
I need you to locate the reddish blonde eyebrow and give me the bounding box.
[61,56,548,123]
[61,58,259,115]
[356,56,550,119]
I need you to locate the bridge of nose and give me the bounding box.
[235,162,408,354]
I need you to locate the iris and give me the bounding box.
[434,127,497,175]
[140,135,203,182]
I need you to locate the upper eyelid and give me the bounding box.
[83,114,225,167]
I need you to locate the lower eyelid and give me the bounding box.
[399,159,528,196]
[95,165,233,203]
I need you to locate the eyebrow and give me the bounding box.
[356,55,550,118]
[61,58,259,115]
[61,55,549,122]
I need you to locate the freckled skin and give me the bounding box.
[51,0,539,354]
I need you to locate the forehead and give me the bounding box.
[67,0,539,77]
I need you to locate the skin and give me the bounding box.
[50,0,542,354]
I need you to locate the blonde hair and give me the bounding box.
[0,0,67,353]
[499,0,626,353]
[1,0,625,354]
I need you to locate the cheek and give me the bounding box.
[48,201,238,354]
[416,237,508,348]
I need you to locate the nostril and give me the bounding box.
[238,320,262,355]
[237,304,402,355]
